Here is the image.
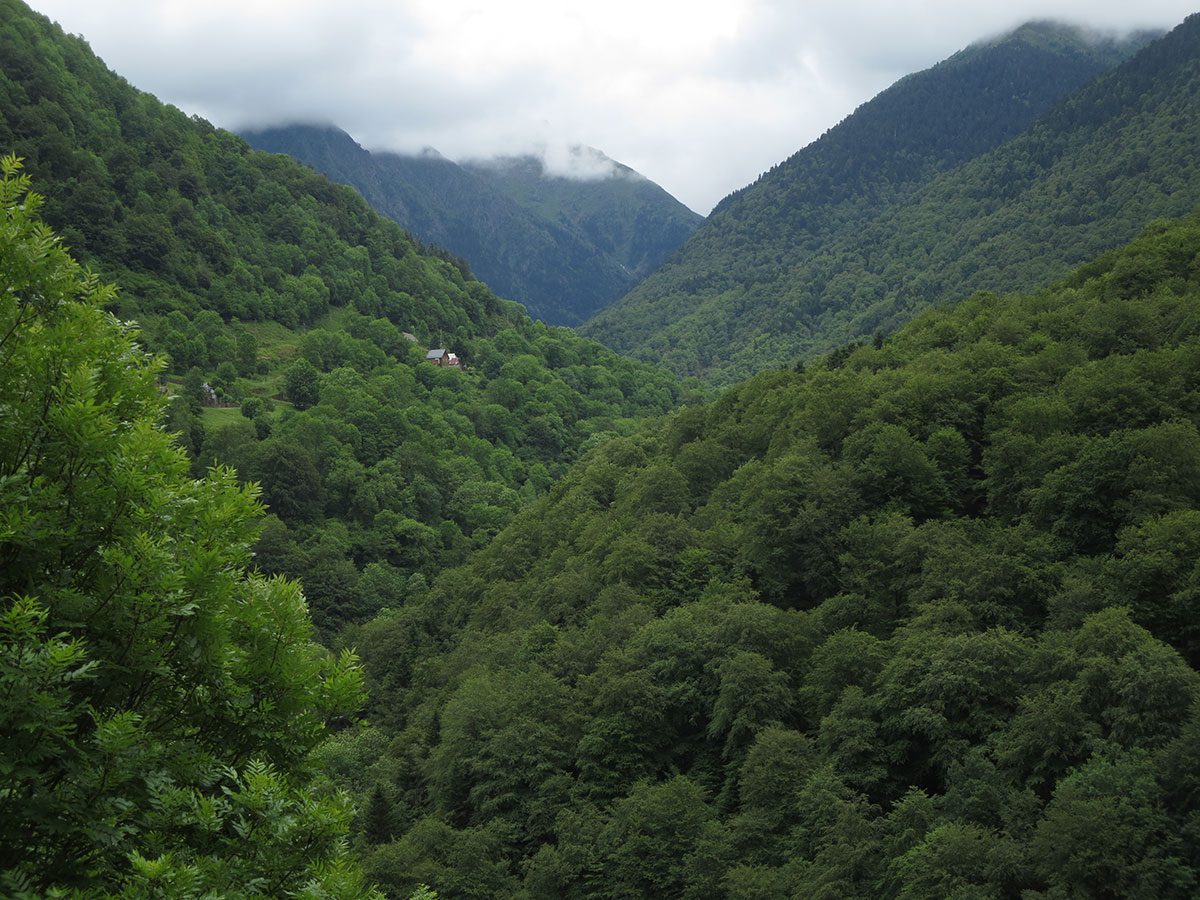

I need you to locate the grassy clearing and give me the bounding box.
[237,370,286,401]
[239,319,302,365]
[199,406,245,429]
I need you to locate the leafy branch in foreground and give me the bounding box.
[0,155,379,897]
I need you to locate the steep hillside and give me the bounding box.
[242,125,701,325]
[462,147,702,281]
[0,0,689,637]
[341,211,1200,897]
[0,7,491,339]
[583,20,1162,381]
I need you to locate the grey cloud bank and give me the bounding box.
[28,0,1198,213]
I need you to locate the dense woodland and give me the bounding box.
[0,0,691,639]
[243,126,702,327]
[346,213,1200,897]
[5,0,1200,895]
[583,20,1200,383]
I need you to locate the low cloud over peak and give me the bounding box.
[30,0,1197,213]
[465,144,642,183]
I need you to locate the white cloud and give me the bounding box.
[465,144,641,181]
[28,0,1197,213]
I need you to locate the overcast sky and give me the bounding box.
[27,0,1197,213]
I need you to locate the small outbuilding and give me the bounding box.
[426,348,462,367]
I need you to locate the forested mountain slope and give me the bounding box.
[242,125,701,326]
[0,0,689,637]
[462,148,702,282]
[339,211,1200,897]
[0,3,494,338]
[582,20,1165,382]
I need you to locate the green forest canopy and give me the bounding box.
[6,0,1200,895]
[336,211,1200,898]
[0,0,695,639]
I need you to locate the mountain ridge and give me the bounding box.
[241,123,702,326]
[582,19,1166,381]
[0,0,689,639]
[8,1,1200,896]
[461,147,701,282]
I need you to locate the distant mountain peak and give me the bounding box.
[584,12,1186,383]
[240,123,701,325]
[242,123,451,164]
[244,120,352,140]
[466,143,644,184]
[405,145,448,161]
[981,18,1162,55]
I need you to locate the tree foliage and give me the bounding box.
[347,212,1200,896]
[0,158,377,896]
